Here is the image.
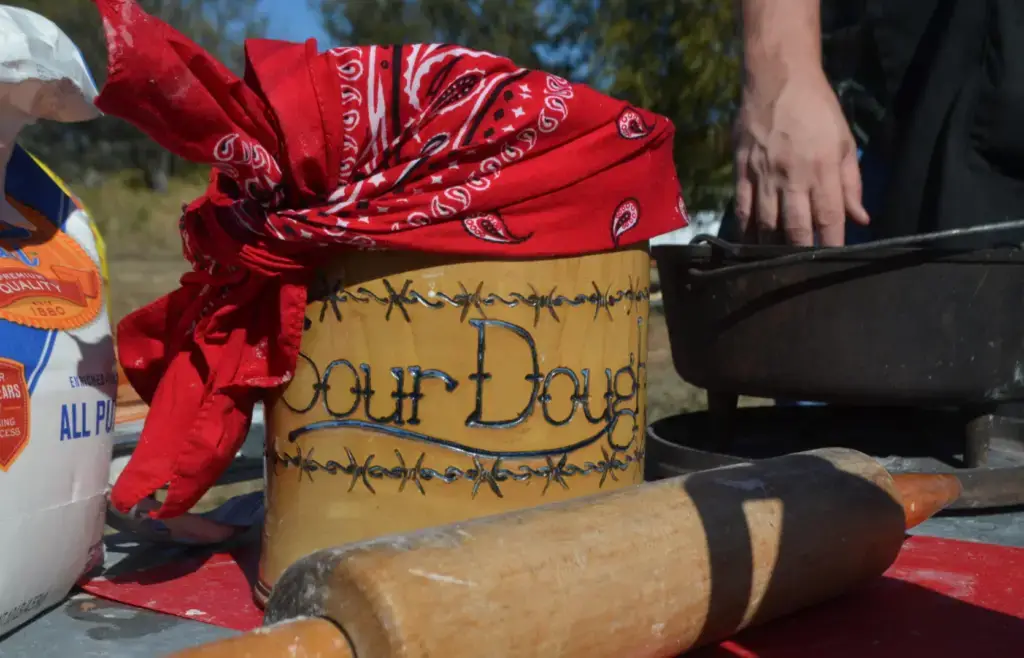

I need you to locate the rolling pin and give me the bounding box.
[167,448,961,658]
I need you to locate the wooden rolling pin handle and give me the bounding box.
[891,472,962,529]
[164,617,353,658]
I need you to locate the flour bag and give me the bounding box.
[0,6,115,637]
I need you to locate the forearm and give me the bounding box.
[738,0,823,91]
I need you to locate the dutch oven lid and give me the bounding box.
[654,218,1024,281]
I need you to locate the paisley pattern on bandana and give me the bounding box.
[91,0,687,518]
[611,198,641,245]
[617,108,654,140]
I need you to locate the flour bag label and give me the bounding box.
[0,145,115,637]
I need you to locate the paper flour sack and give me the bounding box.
[0,6,115,637]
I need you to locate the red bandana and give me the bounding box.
[93,0,687,518]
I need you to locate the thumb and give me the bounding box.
[841,149,870,226]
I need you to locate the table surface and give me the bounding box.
[5,412,1024,657]
[4,509,1023,657]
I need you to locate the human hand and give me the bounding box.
[733,69,869,246]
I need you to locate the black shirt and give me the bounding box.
[833,0,1024,246]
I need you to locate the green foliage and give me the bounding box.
[593,0,739,210]
[313,0,593,78]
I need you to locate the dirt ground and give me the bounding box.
[107,258,190,325]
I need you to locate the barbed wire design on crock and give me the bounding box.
[309,273,651,326]
[271,444,645,498]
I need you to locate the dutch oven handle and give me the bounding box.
[686,217,1024,281]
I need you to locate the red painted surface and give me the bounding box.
[81,535,1024,654]
[81,545,264,631]
[696,536,1024,657]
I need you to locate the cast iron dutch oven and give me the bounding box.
[653,219,1024,405]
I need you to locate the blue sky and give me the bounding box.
[258,0,329,44]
